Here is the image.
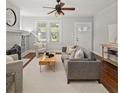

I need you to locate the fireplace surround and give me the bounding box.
[6,44,21,60]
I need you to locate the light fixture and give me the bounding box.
[83,26,88,32]
[55,11,64,17]
[77,25,89,33]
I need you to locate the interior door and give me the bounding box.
[74,22,92,50]
[48,21,61,52]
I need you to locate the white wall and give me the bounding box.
[93,2,117,55]
[20,16,93,51]
[6,1,21,49]
[62,17,93,50]
[6,1,20,31]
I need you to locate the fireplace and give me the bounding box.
[6,44,21,60]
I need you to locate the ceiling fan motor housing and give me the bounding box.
[55,4,61,12]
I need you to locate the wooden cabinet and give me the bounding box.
[94,44,118,93]
[101,60,118,93]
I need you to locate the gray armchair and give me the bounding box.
[6,54,23,93]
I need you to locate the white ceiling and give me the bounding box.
[7,0,116,17]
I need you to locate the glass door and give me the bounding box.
[37,22,47,42]
[49,22,60,42]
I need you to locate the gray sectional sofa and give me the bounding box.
[61,46,101,84]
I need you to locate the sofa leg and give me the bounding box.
[62,59,64,63]
[67,79,70,84]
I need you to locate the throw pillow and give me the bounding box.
[74,49,84,59]
[62,47,67,52]
[82,48,91,59]
[67,47,75,54]
[69,49,77,59]
[83,51,88,58]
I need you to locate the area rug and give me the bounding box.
[23,55,108,93]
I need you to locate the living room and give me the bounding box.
[4,0,119,93]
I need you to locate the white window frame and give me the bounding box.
[34,20,62,43]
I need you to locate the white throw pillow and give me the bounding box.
[67,47,75,54]
[69,49,76,59]
[74,49,84,59]
[6,56,14,63]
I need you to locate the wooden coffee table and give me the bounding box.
[39,53,56,72]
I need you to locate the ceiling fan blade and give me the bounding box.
[48,10,56,14]
[60,2,65,7]
[60,11,64,15]
[58,11,64,15]
[43,6,55,9]
[62,8,75,10]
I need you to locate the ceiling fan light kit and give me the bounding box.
[43,0,75,16]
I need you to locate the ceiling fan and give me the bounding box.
[43,0,75,15]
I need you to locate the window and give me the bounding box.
[36,21,61,42]
[50,23,59,42]
[37,23,47,42]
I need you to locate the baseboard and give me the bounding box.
[67,79,100,84]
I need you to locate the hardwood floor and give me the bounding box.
[23,52,36,68]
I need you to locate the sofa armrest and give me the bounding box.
[8,54,18,60]
[67,60,101,79]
